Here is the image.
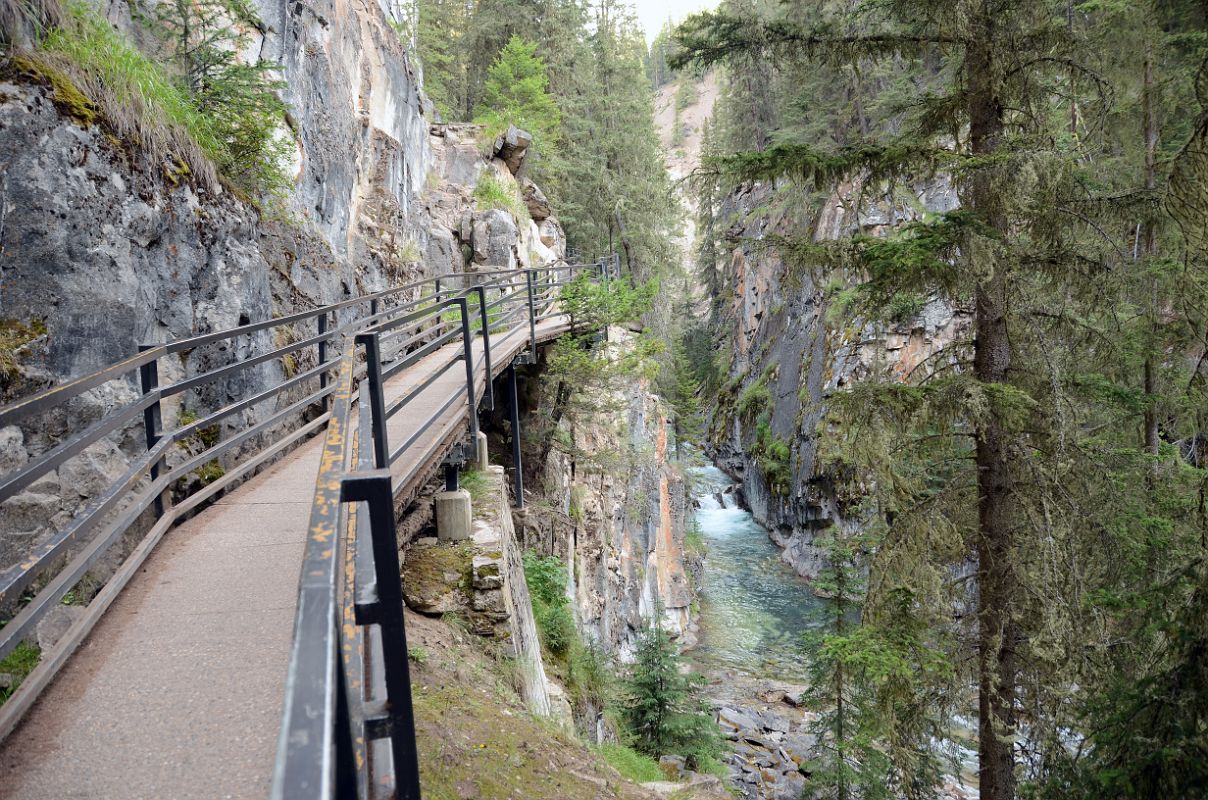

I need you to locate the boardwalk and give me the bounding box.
[0,310,571,799]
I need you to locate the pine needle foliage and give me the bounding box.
[673,1,1208,799]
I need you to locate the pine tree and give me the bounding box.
[619,615,717,766]
[475,35,561,145]
[674,3,1207,799]
[154,0,289,193]
[413,0,470,120]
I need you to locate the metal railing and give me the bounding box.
[271,259,616,798]
[0,256,617,749]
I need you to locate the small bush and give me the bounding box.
[753,419,792,496]
[522,551,574,658]
[887,291,926,323]
[600,742,664,783]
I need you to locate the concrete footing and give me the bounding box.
[435,488,472,542]
[473,430,489,471]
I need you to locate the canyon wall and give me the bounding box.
[709,179,969,581]
[516,330,697,663]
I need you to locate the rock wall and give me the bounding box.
[517,330,696,662]
[0,0,565,601]
[709,179,968,582]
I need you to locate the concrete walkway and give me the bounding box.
[0,316,568,799]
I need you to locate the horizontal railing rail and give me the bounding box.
[0,256,616,746]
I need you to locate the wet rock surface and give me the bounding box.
[702,673,814,800]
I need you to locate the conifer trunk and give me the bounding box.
[966,7,1017,799]
[1142,41,1160,459]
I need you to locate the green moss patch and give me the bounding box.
[0,319,47,380]
[7,55,97,126]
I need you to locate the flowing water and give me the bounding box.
[688,465,824,680]
[688,464,981,792]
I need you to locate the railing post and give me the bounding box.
[455,297,481,463]
[317,311,329,413]
[475,285,494,410]
[138,345,167,518]
[508,363,524,509]
[525,270,537,348]
[355,332,391,470]
[341,472,422,800]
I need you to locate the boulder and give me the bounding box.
[718,706,760,732]
[36,603,86,650]
[0,426,27,474]
[537,217,566,257]
[520,178,551,221]
[492,126,532,174]
[471,209,518,268]
[659,754,685,779]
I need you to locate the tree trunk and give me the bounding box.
[1141,40,1160,459]
[966,6,1017,799]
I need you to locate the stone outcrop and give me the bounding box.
[709,179,969,583]
[516,330,697,663]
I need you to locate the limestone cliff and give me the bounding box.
[708,178,969,581]
[516,330,697,663]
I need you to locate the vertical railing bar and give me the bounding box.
[138,345,168,518]
[475,285,494,410]
[525,270,537,350]
[356,333,391,470]
[456,298,480,462]
[342,473,421,800]
[318,312,329,413]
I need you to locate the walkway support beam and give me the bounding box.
[508,364,524,509]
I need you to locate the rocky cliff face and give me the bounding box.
[0,0,564,590]
[709,178,968,581]
[517,331,697,664]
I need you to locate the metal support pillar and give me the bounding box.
[508,363,524,509]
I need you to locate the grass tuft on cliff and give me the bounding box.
[14,2,221,187]
[6,0,290,197]
[473,171,531,225]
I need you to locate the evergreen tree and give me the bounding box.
[154,0,289,193]
[474,35,561,145]
[413,0,470,120]
[674,2,1207,799]
[619,615,718,767]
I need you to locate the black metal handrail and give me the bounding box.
[0,257,616,744]
[272,257,616,798]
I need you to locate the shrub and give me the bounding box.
[752,419,792,497]
[522,552,574,658]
